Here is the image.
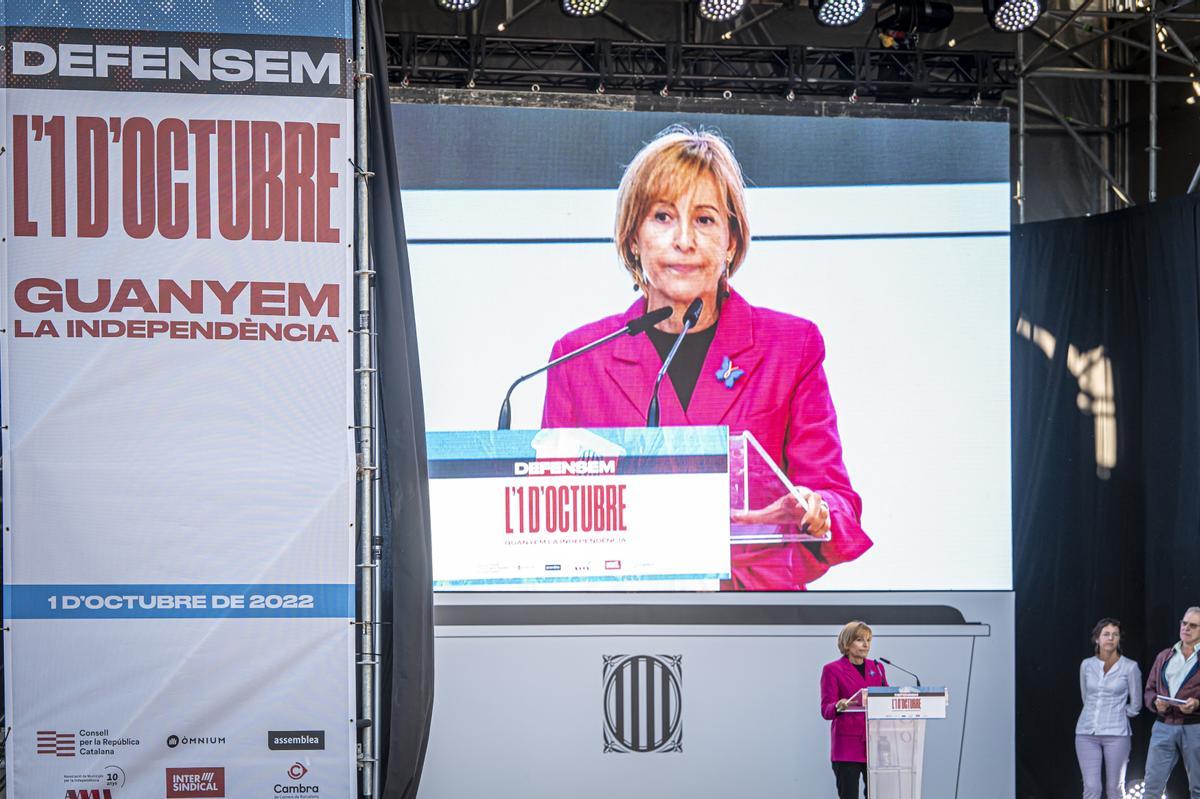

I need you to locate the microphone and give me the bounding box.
[878,657,921,687]
[497,306,672,429]
[646,298,703,428]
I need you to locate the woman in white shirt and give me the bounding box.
[1076,617,1143,799]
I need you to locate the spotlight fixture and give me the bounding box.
[437,0,481,10]
[876,0,954,33]
[813,0,868,26]
[562,0,609,15]
[698,0,747,22]
[982,0,1043,32]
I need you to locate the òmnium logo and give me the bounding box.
[165,766,225,798]
[267,730,325,750]
[167,734,227,748]
[602,654,682,753]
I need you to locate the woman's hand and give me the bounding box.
[730,488,831,537]
[835,698,848,713]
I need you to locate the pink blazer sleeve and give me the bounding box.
[820,662,841,720]
[786,325,871,580]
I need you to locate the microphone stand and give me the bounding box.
[878,657,921,687]
[497,306,671,429]
[647,298,703,428]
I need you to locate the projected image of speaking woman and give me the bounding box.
[541,125,871,590]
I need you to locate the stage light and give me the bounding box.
[982,0,1043,32]
[562,0,609,15]
[698,0,747,22]
[876,0,954,33]
[437,0,481,11]
[813,0,868,26]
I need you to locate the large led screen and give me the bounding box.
[394,100,1011,592]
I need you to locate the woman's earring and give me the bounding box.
[632,251,643,292]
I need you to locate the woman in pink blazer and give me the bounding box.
[541,125,871,590]
[820,620,888,798]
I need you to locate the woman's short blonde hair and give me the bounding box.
[614,125,750,286]
[837,620,873,655]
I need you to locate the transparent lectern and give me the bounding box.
[865,686,949,799]
[728,431,830,545]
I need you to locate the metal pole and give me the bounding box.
[1023,14,1149,73]
[371,347,383,799]
[1018,32,1026,223]
[354,0,378,795]
[721,5,782,39]
[1150,9,1158,202]
[948,22,994,50]
[1188,160,1200,192]
[1163,21,1200,65]
[1029,66,1196,81]
[1102,12,1111,213]
[1044,11,1198,68]
[1025,0,1095,67]
[1031,22,1101,68]
[1031,80,1134,204]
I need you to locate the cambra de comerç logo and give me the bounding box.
[276,762,320,795]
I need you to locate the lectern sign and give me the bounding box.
[866,687,949,719]
[427,427,731,588]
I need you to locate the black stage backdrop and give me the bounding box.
[367,1,435,797]
[1013,193,1200,797]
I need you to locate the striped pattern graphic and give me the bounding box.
[36,730,76,756]
[603,655,682,753]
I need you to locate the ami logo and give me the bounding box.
[602,655,682,754]
[65,791,112,799]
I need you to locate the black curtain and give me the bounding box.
[366,1,435,796]
[1013,194,1200,797]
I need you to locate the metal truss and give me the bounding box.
[384,32,1017,102]
[1014,0,1200,220]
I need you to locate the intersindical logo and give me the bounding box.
[165,767,225,798]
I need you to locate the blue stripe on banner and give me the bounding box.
[3,0,350,38]
[426,427,730,461]
[4,584,354,619]
[430,454,728,479]
[433,573,729,587]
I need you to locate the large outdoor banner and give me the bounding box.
[1,2,357,798]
